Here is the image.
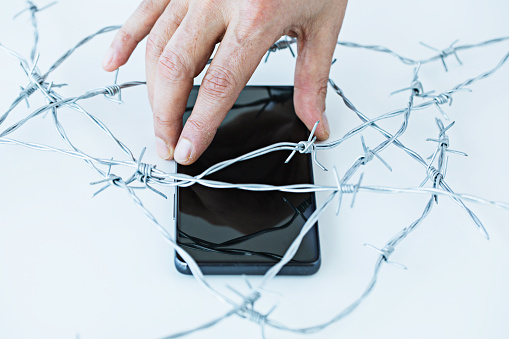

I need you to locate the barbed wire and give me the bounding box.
[260,35,509,68]
[2,1,509,338]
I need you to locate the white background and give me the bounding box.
[1,0,508,338]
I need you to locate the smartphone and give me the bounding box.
[174,86,321,275]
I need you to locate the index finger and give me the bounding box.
[173,27,279,165]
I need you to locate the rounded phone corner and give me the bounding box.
[308,255,322,276]
[174,253,192,275]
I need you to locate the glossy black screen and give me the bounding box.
[176,86,320,274]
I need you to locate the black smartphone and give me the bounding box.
[174,86,320,275]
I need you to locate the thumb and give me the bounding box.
[293,27,339,140]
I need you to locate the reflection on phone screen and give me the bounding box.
[176,86,320,274]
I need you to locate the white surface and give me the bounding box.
[1,1,508,338]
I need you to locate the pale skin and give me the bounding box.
[103,0,348,165]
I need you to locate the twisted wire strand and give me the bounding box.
[13,0,57,62]
[320,48,509,153]
[241,36,509,67]
[170,69,490,334]
[1,55,506,339]
[325,76,496,239]
[267,131,468,335]
[0,68,500,339]
[2,5,509,338]
[43,25,121,78]
[2,138,509,210]
[336,37,509,66]
[268,197,436,334]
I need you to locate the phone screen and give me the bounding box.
[176,86,320,275]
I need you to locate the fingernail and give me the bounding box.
[156,137,172,160]
[102,47,114,69]
[322,111,330,138]
[174,138,193,164]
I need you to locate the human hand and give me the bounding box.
[102,0,348,164]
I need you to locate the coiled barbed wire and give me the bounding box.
[2,1,509,338]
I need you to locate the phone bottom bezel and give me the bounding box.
[174,222,321,276]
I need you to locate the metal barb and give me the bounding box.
[285,120,327,171]
[103,69,123,104]
[265,36,297,63]
[390,63,424,96]
[350,173,364,208]
[332,166,345,215]
[364,244,408,270]
[2,10,509,338]
[420,39,463,72]
[123,148,167,199]
[14,1,57,19]
[419,88,472,120]
[360,135,392,171]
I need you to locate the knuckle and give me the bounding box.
[153,111,173,127]
[185,118,209,134]
[199,0,227,11]
[200,0,218,6]
[164,12,184,32]
[243,1,275,26]
[185,118,216,146]
[117,27,134,45]
[146,33,166,59]
[194,0,217,13]
[235,1,277,41]
[296,76,329,97]
[192,0,226,23]
[137,0,156,17]
[315,77,329,96]
[157,49,190,82]
[202,66,236,99]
